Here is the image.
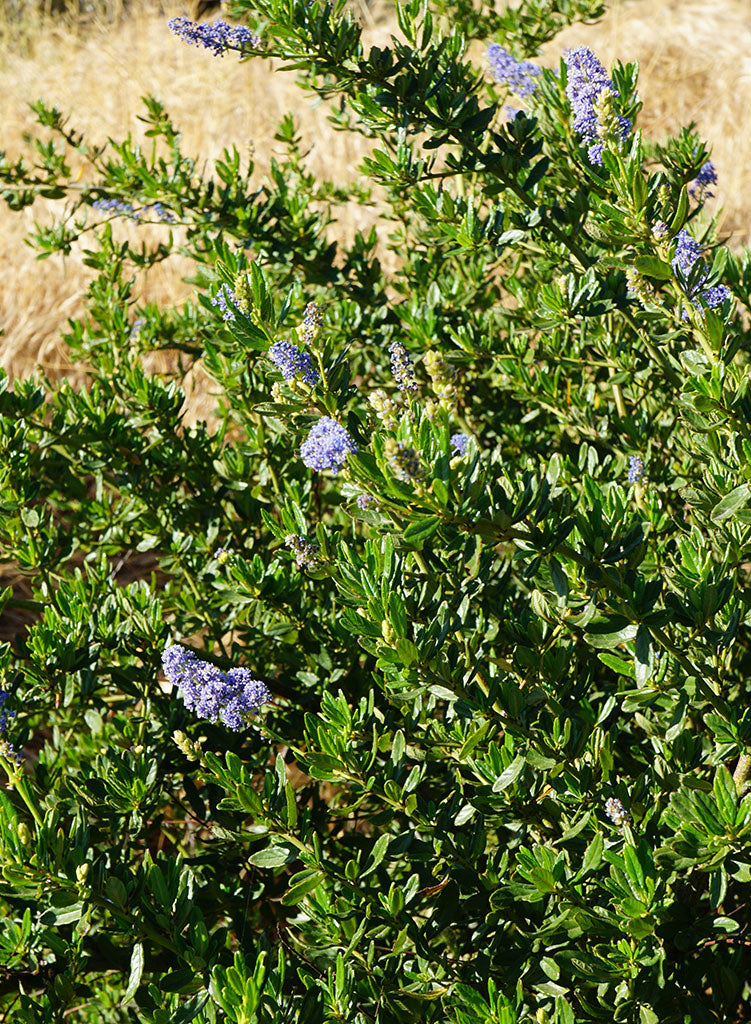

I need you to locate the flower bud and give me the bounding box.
[384,439,421,482]
[173,730,202,760]
[368,389,399,430]
[233,273,251,315]
[284,534,320,570]
[381,621,396,645]
[423,350,455,404]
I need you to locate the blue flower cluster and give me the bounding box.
[211,284,241,322]
[92,199,175,223]
[130,317,146,339]
[168,18,261,56]
[487,44,541,99]
[563,47,631,165]
[628,455,646,484]
[162,644,270,732]
[450,433,470,456]
[672,229,730,310]
[605,796,630,828]
[269,340,319,385]
[214,547,230,564]
[300,302,323,347]
[0,691,21,766]
[689,160,717,201]
[284,534,320,569]
[300,418,357,473]
[389,341,418,394]
[0,691,15,733]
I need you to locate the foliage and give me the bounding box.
[1,0,751,1020]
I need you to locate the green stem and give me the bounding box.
[0,756,44,827]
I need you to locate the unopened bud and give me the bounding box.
[233,273,251,315]
[423,350,455,404]
[368,389,399,430]
[17,822,30,846]
[173,730,201,761]
[381,621,397,645]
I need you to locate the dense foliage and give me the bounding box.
[2,0,751,1020]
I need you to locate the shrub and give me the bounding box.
[1,0,751,1020]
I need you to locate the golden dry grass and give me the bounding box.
[1,0,749,389]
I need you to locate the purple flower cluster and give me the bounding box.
[689,160,717,201]
[487,44,541,99]
[300,418,357,473]
[300,302,323,347]
[0,691,15,734]
[162,644,270,732]
[450,433,470,456]
[563,46,631,165]
[605,796,630,828]
[284,534,320,569]
[628,455,646,484]
[211,284,241,322]
[389,341,418,394]
[92,199,175,223]
[130,317,146,339]
[672,229,730,311]
[168,18,261,56]
[356,493,375,510]
[0,692,22,765]
[269,340,319,385]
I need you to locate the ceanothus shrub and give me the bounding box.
[2,0,751,1020]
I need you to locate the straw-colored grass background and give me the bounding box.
[1,0,749,386]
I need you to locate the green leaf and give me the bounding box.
[584,617,638,649]
[711,485,751,523]
[403,516,441,547]
[713,766,738,824]
[361,833,390,877]
[159,969,199,994]
[248,845,292,868]
[392,729,406,764]
[492,754,525,793]
[105,876,128,909]
[623,844,648,901]
[580,833,604,878]
[633,255,673,281]
[281,869,326,906]
[598,652,634,677]
[396,637,420,667]
[39,901,85,926]
[123,942,144,1003]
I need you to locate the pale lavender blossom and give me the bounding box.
[689,160,717,201]
[300,418,357,474]
[563,47,631,165]
[487,44,541,99]
[672,229,730,311]
[269,340,318,384]
[450,433,470,456]
[168,17,261,56]
[162,644,270,731]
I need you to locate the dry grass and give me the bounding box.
[1,0,750,389]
